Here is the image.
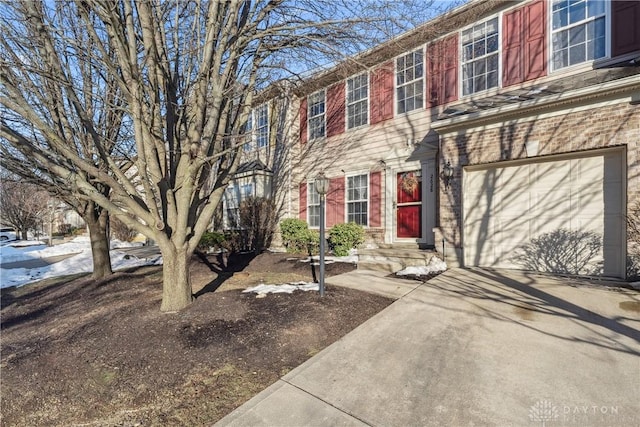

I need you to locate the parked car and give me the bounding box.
[0,227,17,241]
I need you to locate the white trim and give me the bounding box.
[548,0,611,73]
[307,89,327,142]
[394,47,426,116]
[306,181,323,229]
[459,14,502,98]
[346,72,370,131]
[345,171,370,227]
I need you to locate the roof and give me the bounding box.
[235,159,273,175]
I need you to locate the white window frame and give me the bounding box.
[345,173,369,227]
[255,104,269,148]
[395,49,424,115]
[347,73,369,130]
[308,90,326,141]
[460,16,500,97]
[307,182,322,229]
[223,182,254,229]
[550,0,608,72]
[243,104,269,151]
[224,186,240,229]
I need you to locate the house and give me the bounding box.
[285,0,640,279]
[222,0,639,278]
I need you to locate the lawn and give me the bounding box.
[0,252,392,426]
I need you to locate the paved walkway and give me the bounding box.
[216,268,640,427]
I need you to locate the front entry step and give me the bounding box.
[358,247,439,273]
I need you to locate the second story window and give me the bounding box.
[347,73,368,129]
[308,90,326,140]
[243,104,268,151]
[551,0,606,71]
[461,17,499,96]
[255,104,268,148]
[396,50,424,114]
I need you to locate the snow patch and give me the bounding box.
[396,257,447,276]
[243,282,319,295]
[0,238,162,289]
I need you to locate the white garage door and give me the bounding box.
[463,150,625,277]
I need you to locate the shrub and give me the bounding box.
[110,217,138,242]
[280,218,319,254]
[328,222,364,256]
[198,231,226,252]
[239,197,277,252]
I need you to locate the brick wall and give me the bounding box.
[437,101,640,271]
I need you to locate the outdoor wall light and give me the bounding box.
[442,161,454,188]
[314,172,329,297]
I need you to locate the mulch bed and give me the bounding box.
[0,251,391,426]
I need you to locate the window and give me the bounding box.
[346,174,368,226]
[307,182,321,228]
[255,104,268,148]
[551,0,606,70]
[224,183,254,228]
[461,17,499,96]
[347,73,368,129]
[308,90,326,140]
[243,112,253,151]
[224,186,240,228]
[243,105,268,151]
[396,50,424,114]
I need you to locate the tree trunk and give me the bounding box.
[86,209,113,279]
[20,229,28,240]
[159,245,193,312]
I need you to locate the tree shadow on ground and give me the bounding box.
[511,228,603,276]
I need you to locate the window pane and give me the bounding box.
[569,1,586,24]
[551,1,606,71]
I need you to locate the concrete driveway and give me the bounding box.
[217,268,640,427]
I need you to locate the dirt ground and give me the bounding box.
[0,252,392,426]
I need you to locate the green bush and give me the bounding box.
[280,218,319,254]
[328,222,364,256]
[198,231,226,252]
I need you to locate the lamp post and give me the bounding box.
[314,172,330,297]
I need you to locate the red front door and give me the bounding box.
[396,171,422,238]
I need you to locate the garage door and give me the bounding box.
[463,150,625,277]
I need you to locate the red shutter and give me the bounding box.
[326,82,345,138]
[369,172,381,228]
[524,0,546,81]
[299,183,307,221]
[503,7,523,87]
[370,61,394,124]
[442,34,459,104]
[503,0,547,87]
[299,97,308,144]
[612,1,640,57]
[427,42,441,107]
[327,177,345,227]
[427,35,458,108]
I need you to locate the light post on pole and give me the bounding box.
[314,172,329,297]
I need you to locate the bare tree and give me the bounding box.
[0,178,49,240]
[1,0,455,311]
